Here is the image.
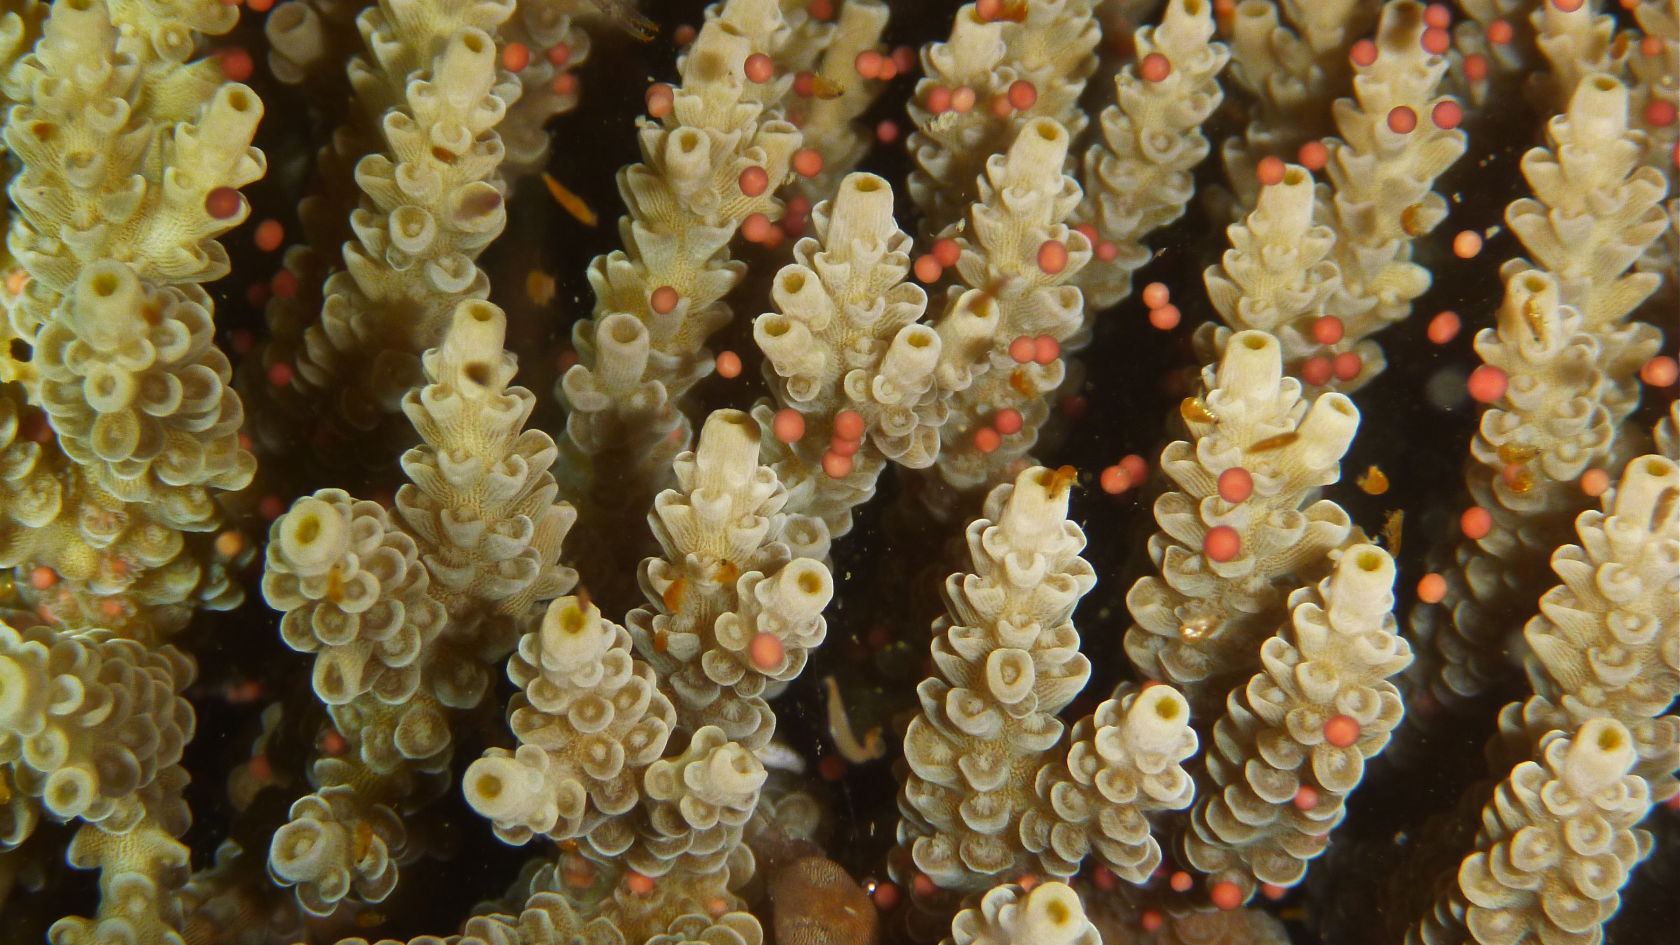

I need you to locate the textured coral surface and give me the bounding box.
[0,2,1675,945]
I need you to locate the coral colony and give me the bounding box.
[1,0,1677,944]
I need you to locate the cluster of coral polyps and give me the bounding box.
[0,1,1674,944]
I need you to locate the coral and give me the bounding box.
[1411,719,1654,945]
[1125,330,1361,710]
[1500,453,1680,803]
[945,881,1099,945]
[465,594,675,850]
[1184,543,1412,901]
[0,3,1674,945]
[931,118,1093,494]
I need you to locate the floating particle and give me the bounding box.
[1148,303,1181,330]
[1427,310,1461,344]
[1037,239,1068,274]
[793,148,823,177]
[650,285,679,315]
[1007,79,1037,110]
[1218,467,1253,503]
[749,631,784,670]
[854,49,884,79]
[932,238,961,267]
[320,729,348,756]
[219,47,254,81]
[1580,468,1610,497]
[1640,355,1678,387]
[741,212,773,242]
[1311,315,1344,345]
[1298,140,1329,171]
[1138,52,1171,82]
[1381,509,1404,553]
[645,82,675,117]
[822,450,853,477]
[1294,785,1319,810]
[772,409,804,444]
[501,42,530,72]
[834,410,865,441]
[1501,462,1535,494]
[542,172,598,226]
[1033,334,1059,364]
[520,267,554,302]
[1324,714,1361,747]
[1460,505,1493,540]
[739,165,769,196]
[1009,336,1036,363]
[1467,364,1508,402]
[1210,881,1243,911]
[254,219,284,252]
[1181,396,1218,424]
[1250,431,1298,452]
[1204,525,1241,562]
[215,530,245,559]
[1099,465,1130,494]
[205,187,243,219]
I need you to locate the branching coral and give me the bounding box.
[0,3,1674,945]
